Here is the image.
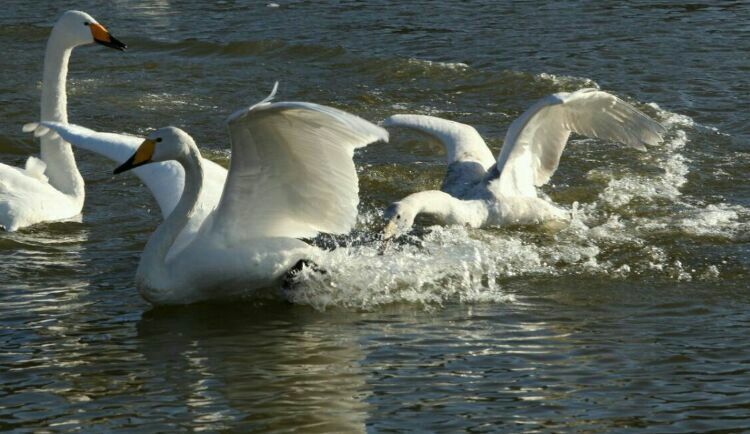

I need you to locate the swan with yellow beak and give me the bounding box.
[0,10,125,231]
[33,85,388,305]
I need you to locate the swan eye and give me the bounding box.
[84,22,90,26]
[396,215,401,220]
[156,138,162,143]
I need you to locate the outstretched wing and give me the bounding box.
[383,114,495,197]
[383,115,495,166]
[491,89,666,197]
[26,121,227,217]
[208,101,388,241]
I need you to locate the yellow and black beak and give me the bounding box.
[114,139,156,174]
[89,22,127,51]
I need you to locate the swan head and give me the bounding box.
[113,127,193,174]
[383,201,418,240]
[53,10,127,51]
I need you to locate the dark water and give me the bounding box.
[1,0,749,432]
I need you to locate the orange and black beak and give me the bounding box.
[89,22,127,51]
[114,139,155,174]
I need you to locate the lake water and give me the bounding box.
[1,0,749,431]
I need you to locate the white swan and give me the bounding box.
[22,85,271,249]
[382,89,666,238]
[0,10,126,231]
[33,94,387,305]
[23,118,229,247]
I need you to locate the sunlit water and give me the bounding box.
[1,1,749,431]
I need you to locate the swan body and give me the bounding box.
[383,89,666,237]
[0,11,125,231]
[35,92,387,304]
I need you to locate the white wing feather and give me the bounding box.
[209,101,388,240]
[383,114,495,167]
[23,156,48,182]
[28,121,227,218]
[493,89,666,197]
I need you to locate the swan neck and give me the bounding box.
[41,31,71,122]
[39,29,84,200]
[406,191,460,221]
[140,143,204,280]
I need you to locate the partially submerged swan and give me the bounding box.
[31,92,387,305]
[382,89,666,238]
[0,10,126,231]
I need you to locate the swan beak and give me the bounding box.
[113,139,156,174]
[90,23,127,51]
[383,220,398,241]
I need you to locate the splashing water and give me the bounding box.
[287,101,747,311]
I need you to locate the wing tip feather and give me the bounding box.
[33,126,50,138]
[226,81,281,125]
[22,122,39,133]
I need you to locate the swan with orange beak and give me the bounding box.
[88,19,127,51]
[0,11,126,231]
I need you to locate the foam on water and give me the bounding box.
[138,92,216,112]
[405,58,470,71]
[596,129,688,208]
[286,226,521,311]
[287,92,748,311]
[593,105,747,241]
[535,72,600,90]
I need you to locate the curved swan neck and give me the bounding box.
[405,191,463,220]
[39,27,84,200]
[404,190,488,227]
[139,142,204,282]
[41,30,71,122]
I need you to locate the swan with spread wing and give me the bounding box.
[24,116,229,246]
[30,89,387,305]
[0,10,126,231]
[382,89,666,239]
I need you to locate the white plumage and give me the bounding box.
[0,10,126,231]
[382,89,666,238]
[23,121,228,219]
[217,98,385,239]
[32,90,387,305]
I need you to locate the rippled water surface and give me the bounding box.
[1,0,749,432]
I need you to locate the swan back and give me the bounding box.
[384,114,495,197]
